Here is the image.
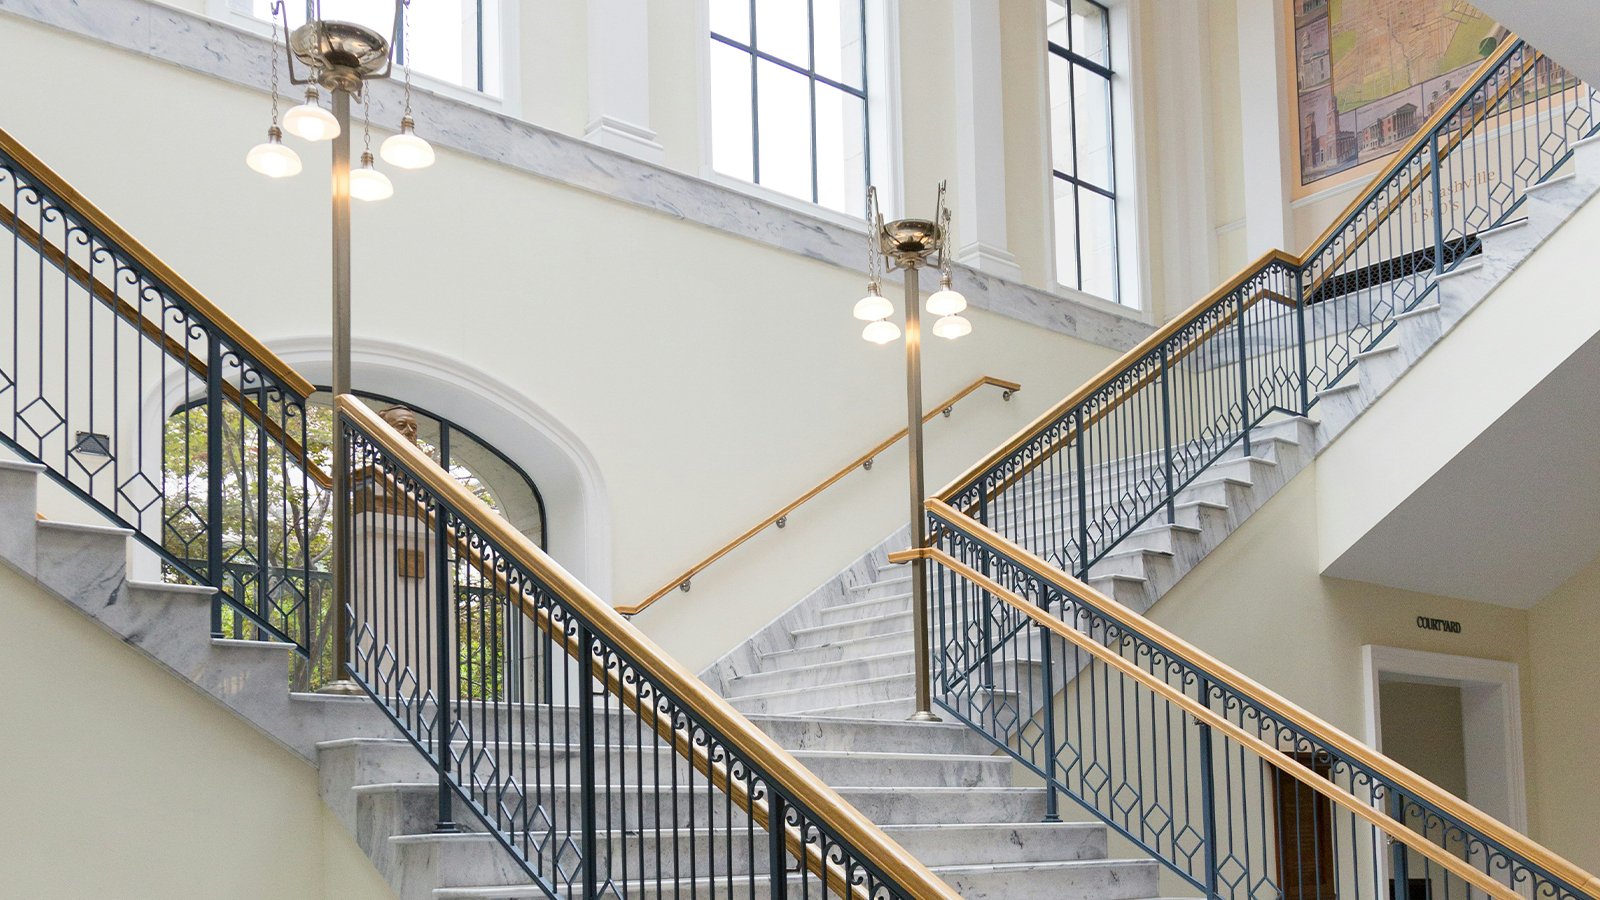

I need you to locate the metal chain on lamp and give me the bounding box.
[382,0,436,170]
[245,11,302,178]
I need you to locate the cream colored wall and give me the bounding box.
[0,562,393,899]
[1525,551,1600,874]
[1379,681,1470,797]
[0,17,1124,666]
[999,0,1052,290]
[519,0,588,137]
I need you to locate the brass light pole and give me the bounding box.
[853,185,973,722]
[245,1,434,692]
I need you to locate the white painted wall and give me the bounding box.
[0,15,1129,664]
[0,561,394,899]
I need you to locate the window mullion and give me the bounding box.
[748,0,760,184]
[807,0,819,204]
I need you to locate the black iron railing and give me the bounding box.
[0,128,323,656]
[921,502,1598,900]
[918,36,1600,900]
[941,40,1598,579]
[338,396,956,900]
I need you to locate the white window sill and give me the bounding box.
[701,169,872,233]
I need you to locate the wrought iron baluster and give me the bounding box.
[206,334,226,635]
[434,502,458,832]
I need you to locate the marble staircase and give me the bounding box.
[0,457,1166,899]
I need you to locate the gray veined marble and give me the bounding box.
[0,0,1154,350]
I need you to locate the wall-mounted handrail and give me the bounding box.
[339,395,961,899]
[619,374,1019,616]
[923,499,1600,900]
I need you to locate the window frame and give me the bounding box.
[705,0,882,219]
[1046,0,1122,304]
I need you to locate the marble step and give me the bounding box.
[347,733,1016,789]
[500,819,1109,877]
[724,649,916,696]
[435,857,1158,900]
[844,573,912,601]
[816,589,916,625]
[790,611,922,650]
[985,454,1279,524]
[390,701,988,758]
[757,627,917,668]
[357,780,1058,830]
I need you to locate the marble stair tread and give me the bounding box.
[355,780,1060,828]
[846,573,911,594]
[756,628,917,668]
[723,648,916,695]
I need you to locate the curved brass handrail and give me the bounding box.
[0,126,315,399]
[937,36,1525,503]
[619,375,1020,617]
[340,395,962,900]
[925,498,1600,900]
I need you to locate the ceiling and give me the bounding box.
[1323,329,1600,608]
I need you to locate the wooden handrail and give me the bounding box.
[340,396,962,900]
[617,375,1020,617]
[937,36,1529,504]
[0,126,334,489]
[926,498,1600,900]
[0,126,315,398]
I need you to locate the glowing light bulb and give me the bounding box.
[349,151,394,202]
[862,319,901,344]
[246,127,302,178]
[853,283,893,321]
[932,314,972,340]
[282,90,341,142]
[927,273,968,316]
[381,116,436,170]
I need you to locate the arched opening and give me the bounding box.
[160,388,550,688]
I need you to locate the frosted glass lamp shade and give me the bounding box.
[381,117,435,169]
[349,152,394,202]
[246,128,302,178]
[862,319,901,344]
[853,284,894,321]
[282,100,340,142]
[927,286,967,316]
[932,314,972,340]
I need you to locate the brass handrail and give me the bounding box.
[340,395,962,900]
[937,36,1526,503]
[618,375,1020,617]
[0,126,315,399]
[925,498,1600,900]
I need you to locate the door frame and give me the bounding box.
[1360,644,1529,832]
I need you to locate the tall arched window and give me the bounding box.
[1047,0,1120,302]
[708,0,872,216]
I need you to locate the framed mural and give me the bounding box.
[1291,0,1507,191]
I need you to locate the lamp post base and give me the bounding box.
[317,678,365,696]
[907,709,944,723]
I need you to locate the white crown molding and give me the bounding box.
[0,0,1153,352]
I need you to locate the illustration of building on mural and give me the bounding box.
[1293,0,1504,185]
